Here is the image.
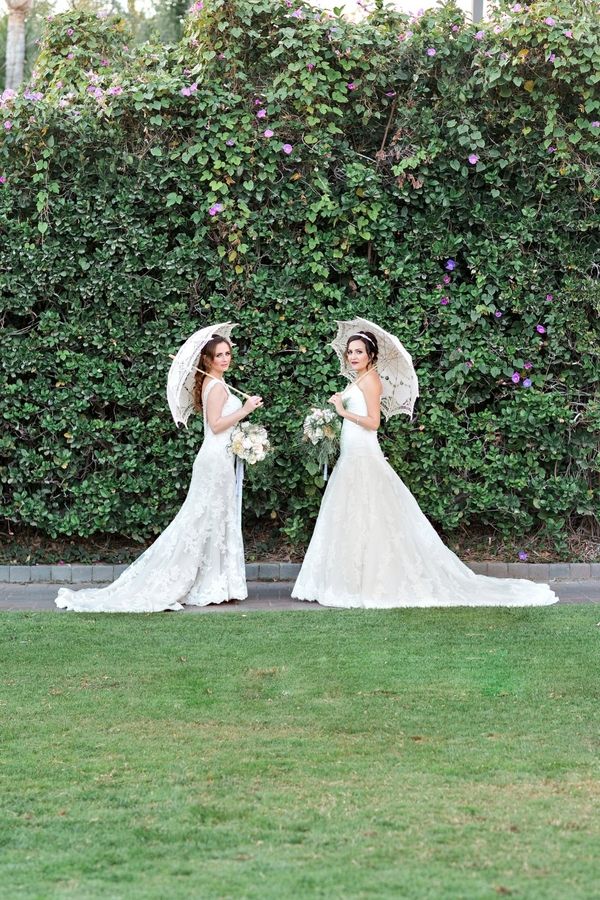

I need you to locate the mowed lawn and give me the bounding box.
[1,607,599,899]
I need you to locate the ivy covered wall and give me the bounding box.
[1,0,598,550]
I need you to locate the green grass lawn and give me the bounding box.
[1,607,599,899]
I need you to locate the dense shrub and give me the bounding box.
[1,0,598,551]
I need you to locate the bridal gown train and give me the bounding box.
[55,379,247,612]
[292,383,558,608]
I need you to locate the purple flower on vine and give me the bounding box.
[452,25,459,32]
[282,143,293,155]
[546,293,553,302]
[512,3,522,10]
[445,259,456,271]
[563,29,573,38]
[468,153,479,165]
[495,310,503,318]
[100,58,109,67]
[592,121,600,128]
[263,129,274,138]
[523,378,532,388]
[547,146,556,153]
[440,297,449,305]
[347,82,357,91]
[518,551,528,561]
[426,47,436,57]
[4,120,12,129]
[385,91,396,97]
[67,28,74,36]
[474,30,485,40]
[545,16,555,26]
[547,53,556,62]
[291,8,303,18]
[67,52,74,59]
[107,85,123,95]
[256,108,267,118]
[443,275,451,285]
[307,63,315,71]
[225,138,235,146]
[0,175,6,184]
[511,372,521,384]
[209,203,224,216]
[536,324,546,334]
[524,361,532,370]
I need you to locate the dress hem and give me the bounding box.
[291,588,559,609]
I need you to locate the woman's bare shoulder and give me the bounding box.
[359,369,383,397]
[203,378,228,405]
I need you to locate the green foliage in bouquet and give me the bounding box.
[301,406,341,478]
[0,0,598,550]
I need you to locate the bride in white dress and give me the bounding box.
[55,335,263,612]
[292,331,558,608]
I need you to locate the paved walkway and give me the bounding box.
[1,580,599,612]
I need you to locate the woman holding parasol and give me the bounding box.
[55,324,262,612]
[292,318,557,608]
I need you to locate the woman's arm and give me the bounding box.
[205,383,263,434]
[328,370,382,431]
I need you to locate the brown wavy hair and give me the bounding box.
[192,334,233,411]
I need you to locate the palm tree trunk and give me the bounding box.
[5,0,33,90]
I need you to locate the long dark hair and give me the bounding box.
[193,334,232,411]
[346,331,379,367]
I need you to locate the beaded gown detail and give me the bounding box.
[55,379,247,612]
[292,383,558,608]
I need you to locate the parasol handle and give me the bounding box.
[168,355,254,401]
[341,365,378,395]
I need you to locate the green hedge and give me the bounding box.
[1,0,599,550]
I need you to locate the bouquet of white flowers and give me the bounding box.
[229,422,270,523]
[301,406,341,480]
[230,421,270,465]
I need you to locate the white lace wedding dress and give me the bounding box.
[55,379,247,612]
[292,383,558,608]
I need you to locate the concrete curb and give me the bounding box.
[0,561,598,585]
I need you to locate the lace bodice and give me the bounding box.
[340,383,383,459]
[202,379,242,453]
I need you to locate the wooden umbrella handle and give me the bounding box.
[168,355,254,401]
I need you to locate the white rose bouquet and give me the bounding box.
[301,406,341,480]
[229,422,270,523]
[230,421,270,465]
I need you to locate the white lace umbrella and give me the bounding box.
[167,322,238,427]
[331,317,419,419]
